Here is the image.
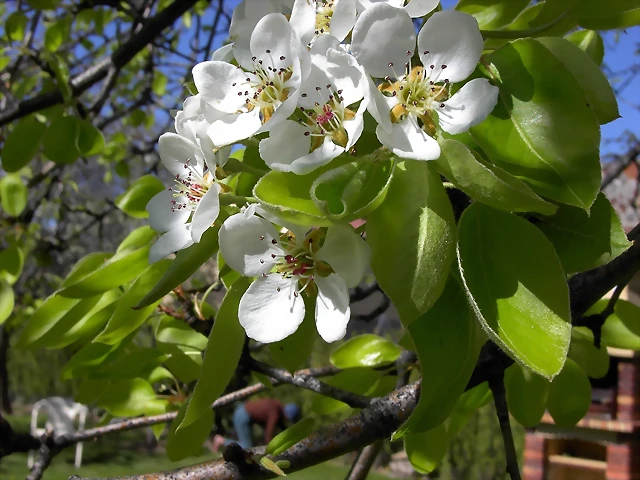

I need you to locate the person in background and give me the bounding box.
[212,398,300,451]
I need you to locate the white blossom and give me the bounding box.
[357,0,439,17]
[218,208,370,343]
[290,0,358,45]
[351,6,499,160]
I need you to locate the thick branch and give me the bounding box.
[0,0,204,126]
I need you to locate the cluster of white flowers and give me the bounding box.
[146,0,499,343]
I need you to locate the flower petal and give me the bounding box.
[149,224,194,263]
[290,0,316,46]
[315,274,350,343]
[158,133,203,177]
[250,13,296,72]
[190,183,221,243]
[357,0,404,10]
[146,190,190,234]
[259,120,312,172]
[418,10,483,83]
[219,212,284,277]
[376,115,441,160]
[211,43,235,62]
[436,78,499,135]
[239,275,305,343]
[351,3,415,79]
[316,225,370,287]
[207,110,262,147]
[403,0,439,17]
[331,0,358,42]
[193,61,249,114]
[365,75,392,133]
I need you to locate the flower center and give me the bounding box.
[315,1,335,35]
[298,84,355,150]
[233,51,294,123]
[169,159,215,212]
[379,59,451,134]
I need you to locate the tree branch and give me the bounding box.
[489,373,521,480]
[345,442,383,480]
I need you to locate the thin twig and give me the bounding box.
[346,442,383,480]
[489,374,521,480]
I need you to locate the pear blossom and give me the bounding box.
[351,6,499,160]
[218,207,370,343]
[192,13,309,148]
[259,40,367,174]
[146,133,227,263]
[290,0,358,45]
[357,0,439,17]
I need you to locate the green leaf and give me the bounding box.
[95,378,166,417]
[270,295,316,373]
[458,204,571,379]
[175,278,249,445]
[62,333,134,380]
[44,17,71,52]
[447,383,493,437]
[136,226,221,308]
[152,72,168,96]
[116,226,157,254]
[266,417,318,456]
[565,30,604,65]
[58,246,152,298]
[94,347,169,380]
[1,116,47,172]
[26,0,59,9]
[0,174,28,217]
[115,175,165,219]
[572,0,640,29]
[404,423,449,474]
[0,245,24,285]
[455,0,531,29]
[471,39,601,210]
[394,274,481,437]
[17,295,80,347]
[45,54,73,102]
[535,37,618,125]
[76,119,105,156]
[505,364,549,428]
[93,260,171,344]
[167,399,213,460]
[536,193,631,274]
[61,252,113,287]
[436,139,557,215]
[568,335,610,379]
[576,299,640,350]
[547,358,591,426]
[367,161,455,325]
[310,154,395,222]
[158,343,202,383]
[0,280,14,325]
[6,12,27,41]
[330,334,401,369]
[259,456,286,476]
[310,368,382,414]
[42,115,80,164]
[154,315,208,350]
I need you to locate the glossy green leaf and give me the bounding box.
[505,364,549,428]
[310,153,395,222]
[148,366,174,385]
[1,116,47,172]
[458,204,571,379]
[547,358,591,426]
[404,423,449,474]
[232,146,268,197]
[76,119,105,156]
[158,343,202,383]
[16,295,80,348]
[394,275,481,437]
[572,0,640,29]
[436,139,556,215]
[116,226,157,254]
[167,399,213,461]
[330,334,402,369]
[94,260,171,344]
[471,39,601,210]
[176,278,249,440]
[45,53,73,101]
[61,252,113,287]
[576,299,640,350]
[62,332,134,380]
[44,17,71,52]
[310,368,382,414]
[94,347,169,380]
[266,417,318,456]
[270,295,316,373]
[565,30,604,65]
[447,383,493,437]
[96,378,166,418]
[115,175,165,219]
[136,225,221,308]
[58,246,151,298]
[6,12,27,41]
[0,280,14,325]
[455,0,530,29]
[569,335,610,379]
[367,161,455,325]
[0,174,28,217]
[536,37,618,124]
[154,315,208,351]
[537,193,631,274]
[0,245,24,285]
[43,115,80,164]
